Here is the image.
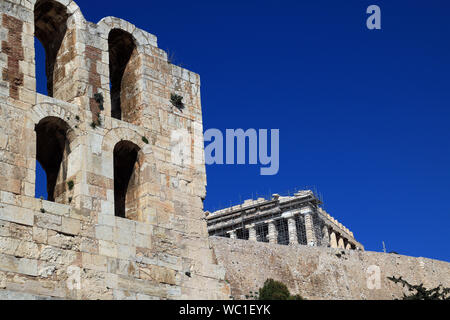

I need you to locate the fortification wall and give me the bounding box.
[210,237,450,300]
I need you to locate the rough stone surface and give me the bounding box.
[210,237,450,300]
[0,0,228,300]
[1,0,447,301]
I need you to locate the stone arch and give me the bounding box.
[33,0,86,100]
[30,103,79,140]
[31,103,79,204]
[103,127,152,221]
[337,236,345,249]
[102,127,151,155]
[96,17,157,52]
[107,28,137,121]
[97,17,157,125]
[34,116,72,203]
[329,229,338,248]
[113,140,140,219]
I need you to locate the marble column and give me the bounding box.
[338,237,345,249]
[229,230,237,239]
[248,225,257,241]
[267,220,278,244]
[304,213,317,246]
[330,230,338,248]
[322,225,330,247]
[287,217,297,245]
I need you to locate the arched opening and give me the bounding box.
[34,0,69,97]
[108,29,137,121]
[35,160,48,199]
[114,141,140,218]
[35,117,70,203]
[34,37,47,95]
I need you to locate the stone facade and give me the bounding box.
[0,0,229,300]
[0,0,447,301]
[207,191,364,251]
[211,237,450,300]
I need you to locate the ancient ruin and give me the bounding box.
[0,0,449,300]
[207,191,364,251]
[0,0,229,299]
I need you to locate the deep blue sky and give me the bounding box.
[35,0,450,262]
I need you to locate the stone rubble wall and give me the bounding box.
[210,237,450,300]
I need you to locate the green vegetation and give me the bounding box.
[170,93,185,111]
[258,279,304,300]
[388,276,450,300]
[94,93,104,111]
[67,180,74,191]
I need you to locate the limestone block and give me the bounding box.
[34,212,62,231]
[82,252,107,272]
[114,226,135,246]
[98,213,115,227]
[139,264,177,285]
[0,205,34,226]
[47,230,80,251]
[136,221,152,235]
[0,236,20,255]
[98,240,117,258]
[39,246,78,265]
[117,259,138,277]
[80,237,98,254]
[62,217,81,235]
[32,227,47,244]
[13,239,39,259]
[135,232,151,249]
[117,244,136,260]
[0,220,10,237]
[95,225,113,241]
[41,201,70,217]
[0,253,38,276]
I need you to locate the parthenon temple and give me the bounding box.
[206,191,364,250]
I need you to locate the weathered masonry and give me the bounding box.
[206,191,364,250]
[0,0,229,299]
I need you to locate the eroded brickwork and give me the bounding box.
[121,49,142,125]
[85,45,102,122]
[1,14,24,100]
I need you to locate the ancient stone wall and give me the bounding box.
[210,237,450,300]
[0,0,229,300]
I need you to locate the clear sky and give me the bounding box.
[35,0,450,262]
